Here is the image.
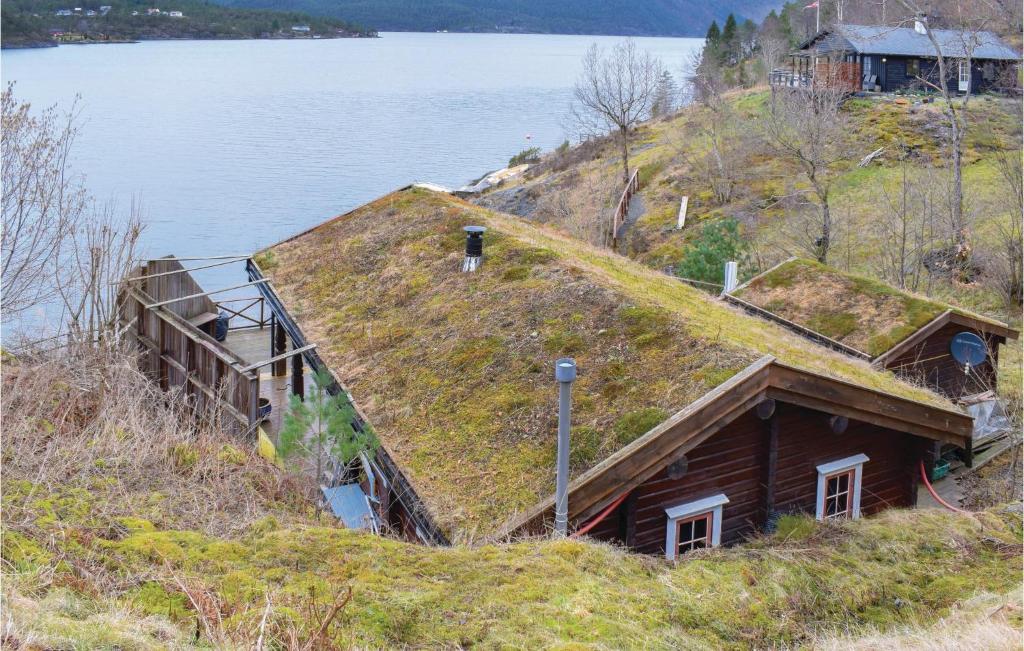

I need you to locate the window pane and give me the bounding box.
[836,473,849,492]
[693,517,708,539]
[679,521,693,542]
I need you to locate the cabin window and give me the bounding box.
[664,493,729,560]
[815,454,868,521]
[906,59,920,77]
[863,56,872,77]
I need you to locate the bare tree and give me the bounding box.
[2,84,144,346]
[55,200,144,345]
[571,40,663,187]
[1,84,86,319]
[981,146,1024,307]
[761,78,854,263]
[681,53,750,206]
[874,146,939,291]
[892,2,1002,274]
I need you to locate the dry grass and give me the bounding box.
[0,343,312,541]
[815,590,1023,650]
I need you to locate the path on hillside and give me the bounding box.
[615,194,646,254]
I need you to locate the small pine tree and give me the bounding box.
[675,218,748,287]
[721,14,738,64]
[277,368,379,486]
[705,20,721,44]
[649,70,677,118]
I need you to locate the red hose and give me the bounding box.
[570,491,630,538]
[919,459,971,514]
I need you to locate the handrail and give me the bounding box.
[609,168,640,249]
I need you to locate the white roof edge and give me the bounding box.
[664,493,730,520]
[816,453,870,476]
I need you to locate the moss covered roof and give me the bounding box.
[258,189,953,539]
[733,259,1008,357]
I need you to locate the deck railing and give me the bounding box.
[769,69,811,88]
[609,168,640,249]
[218,295,268,330]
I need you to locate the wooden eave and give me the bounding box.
[495,356,972,540]
[871,310,1019,368]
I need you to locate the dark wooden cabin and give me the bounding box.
[728,258,1019,402]
[505,359,970,558]
[773,23,1020,94]
[249,189,975,556]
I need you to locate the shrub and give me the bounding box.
[675,218,748,288]
[508,147,542,167]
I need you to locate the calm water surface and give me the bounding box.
[3,33,701,300]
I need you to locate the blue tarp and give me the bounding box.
[322,483,376,531]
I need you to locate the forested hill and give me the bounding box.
[1,0,374,48]
[207,0,777,36]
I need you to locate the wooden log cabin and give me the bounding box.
[727,258,1019,402]
[773,22,1020,94]
[248,188,974,557]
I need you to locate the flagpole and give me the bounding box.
[816,2,820,31]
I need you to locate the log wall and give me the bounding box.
[585,400,925,554]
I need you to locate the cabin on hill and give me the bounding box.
[727,258,1019,402]
[772,22,1020,94]
[242,187,975,557]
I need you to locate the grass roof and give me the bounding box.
[733,259,1007,357]
[257,189,953,539]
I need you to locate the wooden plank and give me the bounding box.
[948,312,1019,340]
[238,344,317,373]
[146,279,269,309]
[768,362,972,440]
[872,310,952,367]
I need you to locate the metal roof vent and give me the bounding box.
[462,225,486,272]
[914,16,927,35]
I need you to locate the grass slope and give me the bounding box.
[3,349,1021,649]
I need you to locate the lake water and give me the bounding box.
[3,32,701,314]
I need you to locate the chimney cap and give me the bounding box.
[464,225,487,235]
[555,358,577,383]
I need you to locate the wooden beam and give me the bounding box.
[132,257,244,281]
[768,363,972,439]
[272,320,288,377]
[764,411,779,519]
[239,344,317,373]
[872,310,952,368]
[948,312,1019,340]
[292,352,305,400]
[143,254,249,261]
[145,279,269,309]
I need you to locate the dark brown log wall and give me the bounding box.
[586,400,926,555]
[885,324,1003,399]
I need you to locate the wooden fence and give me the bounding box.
[119,264,260,435]
[609,168,639,250]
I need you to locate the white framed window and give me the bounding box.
[815,454,868,521]
[664,493,729,560]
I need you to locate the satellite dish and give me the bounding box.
[950,332,987,368]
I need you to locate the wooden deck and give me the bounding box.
[220,326,312,443]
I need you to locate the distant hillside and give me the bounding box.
[1,0,374,48]
[207,0,777,36]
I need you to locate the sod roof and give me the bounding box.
[256,189,953,540]
[732,259,1010,357]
